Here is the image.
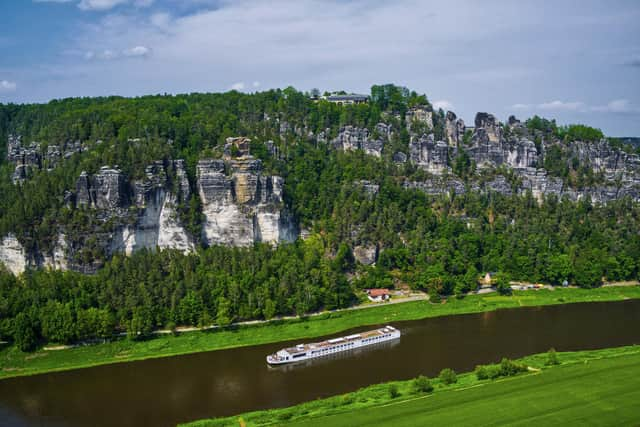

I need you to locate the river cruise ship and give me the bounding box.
[266,325,400,365]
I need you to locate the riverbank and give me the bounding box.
[183,345,640,426]
[1,286,639,380]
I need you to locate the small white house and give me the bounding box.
[366,289,390,302]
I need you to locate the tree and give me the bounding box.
[13,312,37,352]
[439,368,457,385]
[128,307,153,340]
[412,375,433,393]
[573,252,603,288]
[216,296,233,327]
[545,254,571,285]
[495,272,513,295]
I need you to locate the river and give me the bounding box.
[0,299,639,427]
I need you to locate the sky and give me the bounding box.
[1,0,639,135]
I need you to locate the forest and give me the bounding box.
[1,85,639,350]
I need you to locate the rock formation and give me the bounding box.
[445,111,465,146]
[197,156,295,247]
[406,106,433,131]
[409,134,450,174]
[0,235,27,275]
[331,125,385,157]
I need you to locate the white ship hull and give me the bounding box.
[266,325,400,365]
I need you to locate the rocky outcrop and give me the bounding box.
[197,157,295,247]
[7,135,86,184]
[404,177,466,196]
[474,112,502,143]
[410,134,450,174]
[0,235,27,275]
[353,244,377,265]
[42,234,69,270]
[331,125,385,157]
[117,160,195,255]
[445,111,465,146]
[406,106,433,131]
[76,166,129,211]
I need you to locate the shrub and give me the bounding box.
[488,365,502,379]
[388,384,400,398]
[546,348,560,365]
[412,375,433,393]
[500,358,527,376]
[439,368,458,385]
[475,365,489,380]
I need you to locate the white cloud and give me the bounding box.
[101,49,117,59]
[537,100,585,111]
[433,100,454,111]
[0,80,17,92]
[511,103,531,110]
[591,99,637,114]
[512,99,639,115]
[252,81,261,88]
[123,45,151,57]
[78,0,127,10]
[230,82,245,91]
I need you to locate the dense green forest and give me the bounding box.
[1,85,639,350]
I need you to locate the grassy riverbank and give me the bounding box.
[183,345,640,427]
[1,286,639,380]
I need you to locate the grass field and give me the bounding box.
[1,286,639,381]
[184,346,640,427]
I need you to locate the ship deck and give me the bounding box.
[284,326,396,355]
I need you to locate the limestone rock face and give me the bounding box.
[197,158,295,247]
[410,134,450,174]
[406,106,433,131]
[353,245,377,265]
[504,138,538,169]
[331,125,385,157]
[404,177,466,196]
[7,135,86,184]
[445,111,465,147]
[474,112,502,143]
[76,166,129,211]
[0,234,26,275]
[42,234,69,270]
[125,160,195,254]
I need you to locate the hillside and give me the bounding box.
[0,85,639,348]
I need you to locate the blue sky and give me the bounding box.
[1,0,639,135]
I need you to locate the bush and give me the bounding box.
[488,365,502,379]
[388,384,400,398]
[476,358,527,381]
[412,375,433,393]
[546,348,560,366]
[475,365,489,380]
[500,358,527,376]
[439,368,457,385]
